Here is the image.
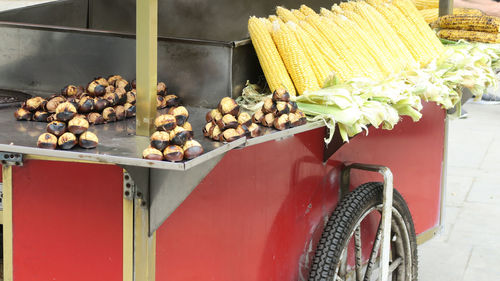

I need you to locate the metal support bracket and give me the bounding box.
[340,163,394,281]
[0,152,23,166]
[123,171,136,201]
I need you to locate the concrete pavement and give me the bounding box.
[419,102,500,281]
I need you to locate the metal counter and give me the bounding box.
[0,105,324,171]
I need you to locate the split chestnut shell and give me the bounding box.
[37,133,57,149]
[252,109,264,124]
[154,114,176,131]
[206,109,223,123]
[247,123,262,138]
[262,113,275,127]
[163,145,184,162]
[33,111,50,122]
[79,131,99,149]
[216,114,238,130]
[55,102,77,122]
[168,106,189,126]
[272,87,291,102]
[143,147,163,161]
[68,117,89,135]
[183,140,204,160]
[237,112,252,127]
[14,108,33,121]
[150,131,170,151]
[102,107,117,122]
[273,114,290,131]
[87,112,105,125]
[169,126,189,146]
[46,121,67,137]
[221,128,242,142]
[58,132,77,150]
[218,97,240,116]
[203,123,214,137]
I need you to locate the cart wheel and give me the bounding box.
[309,182,417,281]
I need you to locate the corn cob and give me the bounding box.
[320,7,335,18]
[300,5,318,16]
[439,15,500,33]
[305,15,374,79]
[291,9,307,20]
[271,22,320,95]
[438,29,500,43]
[296,20,354,80]
[287,22,334,86]
[419,8,483,24]
[276,6,299,23]
[331,4,343,14]
[248,17,297,95]
[339,2,356,11]
[370,2,434,65]
[340,7,403,73]
[412,0,438,10]
[393,0,445,55]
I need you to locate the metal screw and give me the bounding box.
[124,191,130,196]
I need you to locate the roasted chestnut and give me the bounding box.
[47,121,67,136]
[169,126,189,146]
[104,92,119,106]
[124,103,136,118]
[95,77,109,87]
[131,79,136,89]
[216,114,238,130]
[168,106,189,126]
[154,114,176,131]
[262,98,276,114]
[218,97,240,116]
[107,75,123,86]
[68,117,89,135]
[61,85,78,97]
[294,110,307,126]
[183,140,204,159]
[55,102,77,122]
[237,112,252,127]
[235,124,250,137]
[75,86,86,98]
[79,131,99,149]
[24,97,46,112]
[247,123,262,138]
[66,96,79,110]
[74,114,88,121]
[114,105,126,121]
[157,95,165,109]
[105,85,115,94]
[47,113,57,122]
[157,82,167,96]
[210,125,222,140]
[87,81,106,97]
[14,108,33,120]
[33,111,50,122]
[126,91,136,104]
[37,133,58,149]
[58,132,77,150]
[150,131,170,151]
[94,98,108,112]
[289,101,298,113]
[182,122,193,138]
[273,114,290,131]
[163,145,184,162]
[275,101,290,116]
[164,95,179,107]
[87,112,105,125]
[262,113,275,127]
[143,147,163,161]
[272,87,291,102]
[115,79,132,91]
[221,128,242,142]
[206,109,223,123]
[78,96,95,113]
[115,87,127,105]
[45,96,66,113]
[203,123,214,137]
[252,109,265,124]
[102,107,117,122]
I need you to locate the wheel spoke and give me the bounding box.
[389,256,402,273]
[363,220,382,281]
[354,225,363,281]
[339,249,348,278]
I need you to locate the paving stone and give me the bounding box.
[466,178,500,204]
[419,241,471,281]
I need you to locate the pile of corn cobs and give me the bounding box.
[142,106,204,162]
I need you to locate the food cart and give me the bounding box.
[0,0,451,280]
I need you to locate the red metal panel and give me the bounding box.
[155,102,444,281]
[11,160,124,281]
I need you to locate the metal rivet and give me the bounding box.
[124,175,130,180]
[124,191,130,196]
[137,192,142,197]
[126,183,131,188]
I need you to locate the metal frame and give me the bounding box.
[340,163,394,281]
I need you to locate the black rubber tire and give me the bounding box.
[308,182,418,281]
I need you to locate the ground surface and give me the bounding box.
[419,102,500,281]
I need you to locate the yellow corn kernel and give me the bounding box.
[271,22,320,95]
[439,15,500,33]
[438,29,500,43]
[292,9,307,20]
[300,5,318,16]
[248,17,296,95]
[276,6,299,23]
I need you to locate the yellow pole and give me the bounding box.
[136,0,158,136]
[2,166,13,281]
[439,0,453,16]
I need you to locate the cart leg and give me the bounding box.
[340,163,393,281]
[2,165,13,281]
[135,197,156,281]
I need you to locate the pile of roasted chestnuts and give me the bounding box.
[252,88,307,130]
[37,101,99,150]
[142,106,204,162]
[203,97,262,142]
